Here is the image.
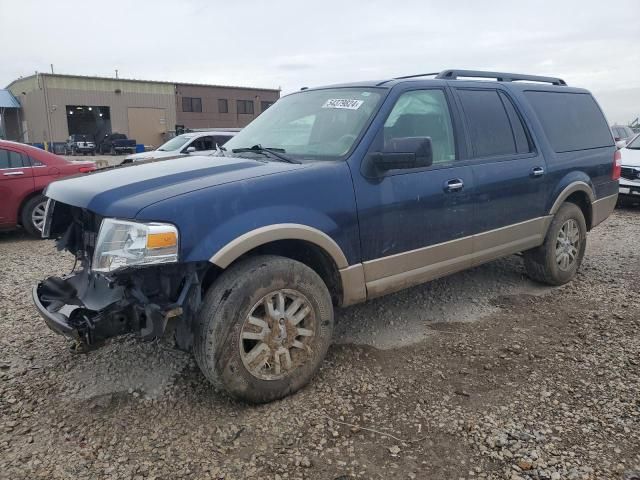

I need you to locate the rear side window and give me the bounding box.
[524,91,613,152]
[458,89,530,158]
[499,92,531,154]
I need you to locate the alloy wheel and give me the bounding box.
[555,219,580,271]
[31,201,47,232]
[239,289,316,381]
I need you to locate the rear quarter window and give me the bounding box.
[524,91,613,153]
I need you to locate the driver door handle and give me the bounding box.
[444,178,464,193]
[530,166,545,177]
[3,171,24,176]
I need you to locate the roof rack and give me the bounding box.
[393,72,439,80]
[376,72,438,85]
[435,69,567,86]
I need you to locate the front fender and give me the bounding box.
[193,207,350,268]
[135,162,361,267]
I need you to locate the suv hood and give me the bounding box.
[621,146,640,167]
[45,155,305,218]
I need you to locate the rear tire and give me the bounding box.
[523,202,587,286]
[21,194,47,238]
[194,255,334,403]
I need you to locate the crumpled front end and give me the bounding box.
[33,199,203,351]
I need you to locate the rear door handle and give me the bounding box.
[3,171,24,176]
[530,166,545,177]
[444,178,464,192]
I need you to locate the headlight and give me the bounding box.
[92,219,179,273]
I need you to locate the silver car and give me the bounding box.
[121,130,237,164]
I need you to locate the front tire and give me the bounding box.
[524,202,587,286]
[21,194,47,238]
[194,255,334,403]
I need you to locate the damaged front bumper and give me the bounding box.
[33,267,199,350]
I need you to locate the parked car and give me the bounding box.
[98,133,136,155]
[0,140,95,237]
[612,124,636,149]
[64,134,96,156]
[618,133,640,205]
[121,130,237,164]
[34,69,619,403]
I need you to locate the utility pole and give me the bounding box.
[50,64,54,74]
[115,69,119,79]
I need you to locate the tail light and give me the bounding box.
[78,166,95,173]
[612,150,621,181]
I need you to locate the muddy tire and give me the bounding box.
[524,202,587,286]
[194,255,334,403]
[21,194,47,238]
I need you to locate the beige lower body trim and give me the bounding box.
[471,216,552,266]
[339,264,367,307]
[210,223,349,269]
[591,193,618,228]
[360,216,552,300]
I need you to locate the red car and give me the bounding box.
[0,140,95,237]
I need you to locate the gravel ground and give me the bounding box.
[1,208,639,480]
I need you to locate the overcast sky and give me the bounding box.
[1,0,638,123]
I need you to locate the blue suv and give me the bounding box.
[34,70,619,402]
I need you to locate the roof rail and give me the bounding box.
[393,72,439,80]
[435,69,567,86]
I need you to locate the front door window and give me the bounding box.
[383,90,456,165]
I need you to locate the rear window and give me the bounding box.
[524,91,613,153]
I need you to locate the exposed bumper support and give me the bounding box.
[32,269,200,350]
[32,284,79,338]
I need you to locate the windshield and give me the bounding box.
[627,133,640,149]
[157,135,193,151]
[223,88,384,160]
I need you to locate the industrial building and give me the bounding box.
[1,73,280,148]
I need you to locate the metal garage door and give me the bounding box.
[127,107,167,148]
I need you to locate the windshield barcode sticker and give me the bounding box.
[322,99,364,110]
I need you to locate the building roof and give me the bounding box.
[0,89,20,108]
[6,72,280,93]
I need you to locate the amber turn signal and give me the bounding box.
[146,232,177,249]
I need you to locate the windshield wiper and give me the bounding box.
[231,144,300,164]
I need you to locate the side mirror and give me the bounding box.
[186,146,196,153]
[367,137,433,175]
